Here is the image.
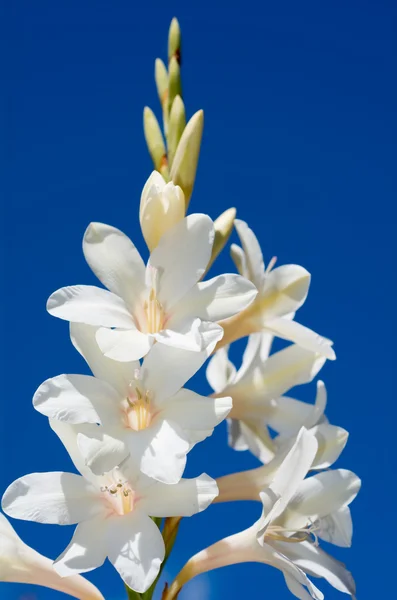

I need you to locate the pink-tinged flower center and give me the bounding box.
[100,479,136,516]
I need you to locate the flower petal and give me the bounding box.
[149,214,214,309]
[140,474,218,517]
[226,418,276,463]
[96,327,153,361]
[265,317,336,360]
[164,389,232,441]
[258,429,318,529]
[47,285,134,328]
[234,219,265,290]
[2,472,102,525]
[277,541,356,596]
[310,424,349,470]
[316,506,353,548]
[287,469,361,526]
[70,322,139,396]
[206,347,237,394]
[229,345,326,416]
[142,335,220,405]
[128,420,190,484]
[77,430,129,476]
[33,374,119,425]
[54,517,108,576]
[49,420,99,485]
[260,265,311,318]
[106,510,164,593]
[176,274,258,322]
[83,222,146,311]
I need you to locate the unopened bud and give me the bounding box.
[168,56,182,115]
[168,17,181,64]
[168,95,186,168]
[143,107,168,176]
[155,58,168,108]
[170,109,204,208]
[140,171,185,251]
[206,208,237,273]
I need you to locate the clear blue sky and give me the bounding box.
[2,1,396,599]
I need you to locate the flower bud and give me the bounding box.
[143,107,168,178]
[168,17,181,64]
[168,95,186,168]
[168,56,182,115]
[155,58,168,107]
[170,109,204,208]
[140,171,185,251]
[206,208,237,273]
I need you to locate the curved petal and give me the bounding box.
[226,418,276,463]
[49,420,99,485]
[2,472,102,525]
[230,243,249,279]
[96,327,153,361]
[164,389,232,440]
[33,374,119,425]
[140,474,218,517]
[142,337,220,405]
[149,214,214,309]
[128,420,190,484]
[206,347,237,394]
[176,274,257,322]
[234,220,265,290]
[265,318,336,360]
[47,285,134,328]
[310,424,349,469]
[77,431,129,476]
[106,510,164,593]
[70,322,139,396]
[277,541,356,596]
[258,429,318,530]
[260,265,311,318]
[284,572,319,600]
[230,345,326,415]
[83,222,146,311]
[156,318,223,354]
[316,506,353,548]
[287,469,361,528]
[266,396,317,436]
[54,517,108,576]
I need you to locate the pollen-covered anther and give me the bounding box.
[144,287,166,333]
[123,384,153,431]
[100,479,136,516]
[266,522,319,546]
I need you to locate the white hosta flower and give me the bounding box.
[2,420,218,594]
[47,215,257,361]
[0,512,104,599]
[218,219,335,360]
[207,333,338,463]
[165,429,360,600]
[139,171,185,251]
[34,322,232,483]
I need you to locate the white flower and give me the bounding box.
[47,215,258,361]
[207,333,340,463]
[139,171,185,251]
[0,511,104,599]
[2,420,218,594]
[34,322,232,483]
[218,219,335,360]
[164,429,360,600]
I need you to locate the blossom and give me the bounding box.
[2,420,218,594]
[0,511,104,599]
[217,219,336,359]
[139,171,185,251]
[164,429,360,600]
[47,215,257,361]
[34,322,232,483]
[207,332,335,463]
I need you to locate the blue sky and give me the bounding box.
[2,1,396,598]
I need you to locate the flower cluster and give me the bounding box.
[0,17,360,600]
